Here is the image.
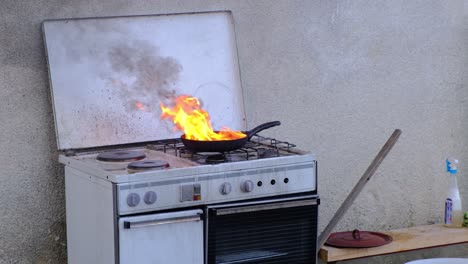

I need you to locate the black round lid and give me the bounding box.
[97,150,146,162]
[127,160,170,170]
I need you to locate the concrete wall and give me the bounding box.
[1,0,467,263]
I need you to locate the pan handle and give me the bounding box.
[245,121,281,140]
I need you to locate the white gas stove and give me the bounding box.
[43,11,318,264]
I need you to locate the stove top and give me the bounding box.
[59,134,314,187]
[64,135,301,172]
[59,134,316,214]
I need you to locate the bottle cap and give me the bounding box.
[446,158,458,174]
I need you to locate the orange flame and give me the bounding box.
[160,95,246,141]
[136,102,145,110]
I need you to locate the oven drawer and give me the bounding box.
[119,209,203,264]
[206,196,319,264]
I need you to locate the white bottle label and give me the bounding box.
[445,198,453,224]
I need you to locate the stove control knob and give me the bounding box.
[144,191,157,205]
[220,182,232,195]
[127,193,140,207]
[241,180,254,193]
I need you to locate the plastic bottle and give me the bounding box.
[444,158,463,227]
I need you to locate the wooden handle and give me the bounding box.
[318,129,402,249]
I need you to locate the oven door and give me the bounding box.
[119,209,204,264]
[206,195,319,264]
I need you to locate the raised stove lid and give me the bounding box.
[42,11,246,150]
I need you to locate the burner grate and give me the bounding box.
[148,139,184,154]
[147,135,298,164]
[251,135,296,152]
[227,147,256,160]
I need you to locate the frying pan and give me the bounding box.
[181,121,281,152]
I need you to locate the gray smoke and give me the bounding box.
[106,40,182,111]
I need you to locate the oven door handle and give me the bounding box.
[211,199,318,216]
[123,213,203,229]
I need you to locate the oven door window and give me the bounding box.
[119,209,203,264]
[207,197,318,264]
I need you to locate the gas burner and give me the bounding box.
[127,160,170,173]
[178,148,194,159]
[257,148,279,158]
[205,154,227,164]
[97,150,146,162]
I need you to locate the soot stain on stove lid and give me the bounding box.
[55,19,183,114]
